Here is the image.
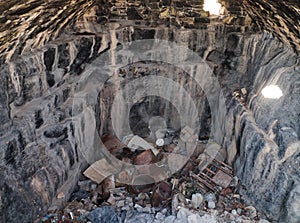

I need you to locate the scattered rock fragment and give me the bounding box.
[35,133,267,223]
[187,213,201,223]
[245,206,257,219]
[204,193,216,202]
[87,206,120,223]
[164,215,176,223]
[230,176,239,187]
[258,219,270,223]
[207,201,216,209]
[191,193,203,209]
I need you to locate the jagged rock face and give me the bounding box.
[242,0,300,52]
[222,37,300,222]
[0,0,102,57]
[0,1,299,223]
[1,0,300,58]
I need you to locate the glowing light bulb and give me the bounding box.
[261,85,283,99]
[203,0,222,15]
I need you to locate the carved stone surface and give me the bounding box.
[0,1,299,223]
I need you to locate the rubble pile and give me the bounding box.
[34,124,271,223]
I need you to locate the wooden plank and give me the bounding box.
[83,159,118,184]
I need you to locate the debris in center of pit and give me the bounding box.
[34,127,270,223]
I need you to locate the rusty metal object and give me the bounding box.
[190,171,217,192]
[212,170,232,188]
[191,158,233,192]
[211,159,233,176]
[117,169,133,184]
[103,176,115,190]
[220,187,232,196]
[151,181,172,207]
[127,174,156,194]
[133,149,157,165]
[101,134,126,156]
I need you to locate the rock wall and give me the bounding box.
[0,2,299,223]
[1,0,300,59]
[221,35,300,222]
[242,0,300,52]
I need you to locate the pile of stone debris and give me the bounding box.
[34,171,270,223]
[34,123,271,223]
